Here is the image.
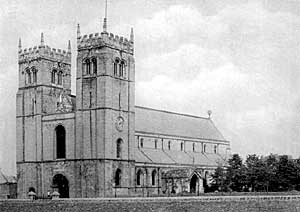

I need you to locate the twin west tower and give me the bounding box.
[16,17,230,198]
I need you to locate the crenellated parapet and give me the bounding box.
[18,45,71,64]
[77,31,134,54]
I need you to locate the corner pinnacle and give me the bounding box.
[77,23,81,39]
[68,40,71,52]
[18,38,22,51]
[130,28,134,43]
[41,32,44,46]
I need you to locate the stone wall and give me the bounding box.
[1,195,300,212]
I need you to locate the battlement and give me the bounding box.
[77,31,134,54]
[18,33,71,64]
[18,44,71,64]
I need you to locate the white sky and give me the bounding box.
[0,0,300,175]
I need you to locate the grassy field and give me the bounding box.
[1,195,300,212]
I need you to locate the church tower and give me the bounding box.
[16,34,71,198]
[75,17,135,196]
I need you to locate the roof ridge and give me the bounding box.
[208,119,226,141]
[0,169,8,183]
[135,105,210,120]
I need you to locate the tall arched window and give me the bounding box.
[92,58,97,74]
[136,169,143,186]
[115,169,122,186]
[114,59,119,76]
[32,67,37,83]
[168,141,171,150]
[151,170,157,186]
[56,125,66,159]
[57,71,63,85]
[115,169,121,186]
[85,59,91,75]
[26,69,31,84]
[120,60,125,77]
[51,70,57,84]
[116,138,122,158]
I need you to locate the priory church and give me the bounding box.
[16,9,231,198]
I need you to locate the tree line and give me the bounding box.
[210,154,300,192]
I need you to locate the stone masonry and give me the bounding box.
[16,18,230,198]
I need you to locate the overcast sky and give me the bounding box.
[0,0,300,175]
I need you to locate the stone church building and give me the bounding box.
[16,16,230,198]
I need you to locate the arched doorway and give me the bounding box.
[52,174,69,198]
[190,174,198,193]
[203,171,209,192]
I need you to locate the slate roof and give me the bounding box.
[134,147,226,167]
[135,106,227,142]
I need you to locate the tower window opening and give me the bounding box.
[26,69,31,84]
[119,63,122,77]
[114,59,119,76]
[85,59,91,75]
[120,60,125,77]
[32,67,37,83]
[115,169,121,186]
[116,138,122,158]
[151,170,157,186]
[57,71,63,85]
[56,125,66,159]
[92,58,97,74]
[51,70,57,84]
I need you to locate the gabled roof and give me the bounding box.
[0,170,16,184]
[135,106,227,142]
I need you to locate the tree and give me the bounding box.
[276,155,297,191]
[264,154,278,192]
[245,154,268,192]
[211,166,227,192]
[226,154,247,192]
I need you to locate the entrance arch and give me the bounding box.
[52,174,69,198]
[190,174,199,193]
